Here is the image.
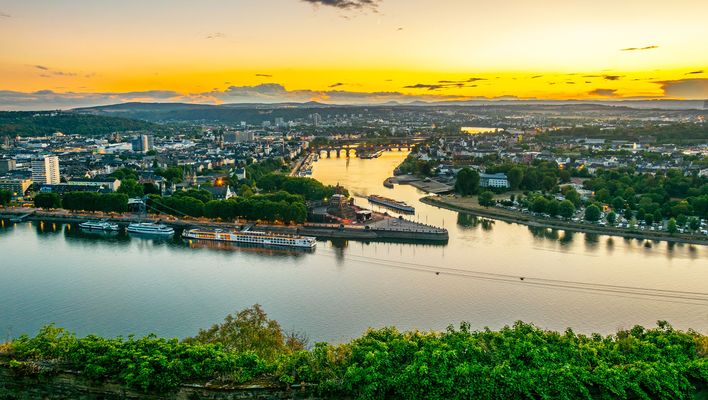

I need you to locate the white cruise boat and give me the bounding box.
[79,219,120,232]
[183,228,316,249]
[127,222,175,236]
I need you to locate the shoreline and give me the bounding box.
[420,196,708,246]
[0,208,448,244]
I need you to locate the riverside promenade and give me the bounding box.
[421,196,708,246]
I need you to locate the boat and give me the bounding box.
[79,219,120,232]
[367,195,415,213]
[183,228,316,249]
[127,222,175,236]
[383,178,394,188]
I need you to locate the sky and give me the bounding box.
[0,0,707,109]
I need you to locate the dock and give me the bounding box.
[388,176,454,194]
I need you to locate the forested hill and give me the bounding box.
[0,111,163,137]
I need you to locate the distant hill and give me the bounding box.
[71,100,707,125]
[0,111,163,137]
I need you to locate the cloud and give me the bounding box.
[300,0,380,11]
[685,70,704,75]
[0,11,10,18]
[405,77,486,91]
[603,75,622,81]
[329,82,345,88]
[531,75,543,79]
[656,78,708,99]
[588,88,618,97]
[621,45,658,51]
[255,74,273,78]
[31,64,82,77]
[205,32,226,40]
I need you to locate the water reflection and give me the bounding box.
[186,239,311,259]
[457,213,495,231]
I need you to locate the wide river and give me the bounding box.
[1,151,706,342]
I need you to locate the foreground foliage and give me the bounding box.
[6,310,707,399]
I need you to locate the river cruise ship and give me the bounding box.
[79,219,120,232]
[127,222,175,236]
[367,195,415,213]
[183,228,317,249]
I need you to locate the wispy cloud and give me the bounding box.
[205,32,226,40]
[405,77,486,91]
[300,0,380,11]
[588,88,618,97]
[0,11,11,18]
[620,45,659,51]
[603,75,622,81]
[328,82,345,88]
[255,74,273,78]
[685,70,704,75]
[31,65,82,77]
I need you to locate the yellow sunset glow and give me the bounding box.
[0,0,706,106]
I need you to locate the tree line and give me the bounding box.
[34,192,128,213]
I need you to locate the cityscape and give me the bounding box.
[0,0,707,398]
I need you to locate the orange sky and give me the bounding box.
[0,0,706,107]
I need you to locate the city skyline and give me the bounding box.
[1,0,707,109]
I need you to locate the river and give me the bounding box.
[0,151,706,342]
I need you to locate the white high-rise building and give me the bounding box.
[31,155,60,185]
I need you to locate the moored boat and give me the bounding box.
[79,219,120,232]
[127,222,175,236]
[367,195,415,213]
[183,228,316,249]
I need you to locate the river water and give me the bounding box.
[1,151,706,342]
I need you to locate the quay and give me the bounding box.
[388,175,454,194]
[0,208,449,244]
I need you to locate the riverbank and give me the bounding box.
[0,207,448,244]
[420,195,708,246]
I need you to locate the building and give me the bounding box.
[31,155,61,185]
[224,131,255,143]
[131,134,154,153]
[480,173,510,189]
[312,113,322,127]
[67,177,122,192]
[234,167,247,180]
[0,178,33,197]
[203,185,234,200]
[0,158,16,173]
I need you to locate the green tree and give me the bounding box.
[33,192,61,209]
[0,189,11,206]
[687,217,700,231]
[558,200,575,219]
[667,218,677,235]
[607,211,617,225]
[454,168,480,196]
[564,188,581,207]
[117,179,144,198]
[507,167,524,190]
[185,304,304,362]
[478,191,495,207]
[611,196,625,211]
[584,204,601,222]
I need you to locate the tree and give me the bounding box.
[676,214,687,227]
[611,196,625,211]
[546,200,560,216]
[185,304,304,361]
[117,179,144,198]
[454,168,480,196]
[667,218,677,235]
[688,217,700,231]
[0,189,11,206]
[564,188,581,207]
[644,213,654,225]
[34,192,61,209]
[478,191,495,207]
[507,167,524,190]
[558,200,575,219]
[653,210,663,225]
[607,211,617,225]
[584,204,601,222]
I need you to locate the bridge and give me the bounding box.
[311,136,428,158]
